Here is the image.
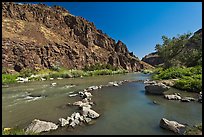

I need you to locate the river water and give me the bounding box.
[2,73,202,135]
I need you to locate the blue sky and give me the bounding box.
[23,2,202,59]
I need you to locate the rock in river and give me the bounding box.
[82,107,100,119]
[164,94,181,100]
[26,119,58,133]
[181,97,196,102]
[59,118,69,127]
[144,80,170,95]
[159,118,185,134]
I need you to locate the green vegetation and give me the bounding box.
[155,32,202,68]
[2,128,37,135]
[83,63,118,71]
[184,123,202,135]
[42,68,128,80]
[152,31,202,93]
[19,68,36,77]
[2,74,19,84]
[152,66,202,92]
[141,69,154,74]
[2,65,128,84]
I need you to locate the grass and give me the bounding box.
[141,69,154,74]
[2,67,128,84]
[2,74,19,84]
[2,128,37,135]
[151,66,202,93]
[184,123,202,135]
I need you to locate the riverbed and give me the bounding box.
[2,73,202,135]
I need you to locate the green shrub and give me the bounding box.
[71,70,84,77]
[50,65,61,71]
[2,74,19,84]
[174,78,202,92]
[83,63,118,71]
[19,68,36,78]
[152,66,202,92]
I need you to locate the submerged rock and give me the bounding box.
[26,119,58,133]
[160,118,185,134]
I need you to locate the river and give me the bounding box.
[2,72,202,135]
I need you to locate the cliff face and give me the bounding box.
[2,2,152,73]
[141,52,164,67]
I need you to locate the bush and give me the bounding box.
[71,70,84,77]
[83,63,118,71]
[152,66,202,92]
[19,68,36,78]
[2,74,19,84]
[174,78,202,92]
[50,65,61,71]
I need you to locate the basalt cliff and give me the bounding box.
[2,2,153,73]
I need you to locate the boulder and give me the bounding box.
[84,117,92,123]
[83,92,92,98]
[113,83,119,87]
[198,92,202,103]
[145,80,170,95]
[87,86,99,91]
[164,95,181,100]
[68,112,82,128]
[159,118,185,134]
[16,77,29,83]
[181,97,196,102]
[68,93,78,97]
[108,81,119,87]
[72,100,92,108]
[51,83,56,86]
[82,107,100,119]
[59,118,69,127]
[26,119,58,133]
[181,98,191,102]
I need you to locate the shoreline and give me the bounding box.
[2,69,130,85]
[2,73,202,135]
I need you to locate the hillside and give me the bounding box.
[142,29,202,67]
[2,2,153,73]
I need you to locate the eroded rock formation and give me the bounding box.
[2,2,153,73]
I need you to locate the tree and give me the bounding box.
[154,32,199,68]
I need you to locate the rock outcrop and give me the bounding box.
[2,2,153,73]
[141,52,164,67]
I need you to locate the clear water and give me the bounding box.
[2,73,202,135]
